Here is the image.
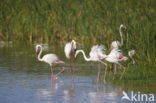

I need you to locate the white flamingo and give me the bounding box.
[74,45,107,84]
[110,24,135,79]
[64,40,77,73]
[128,50,135,64]
[105,48,128,80]
[111,24,126,49]
[110,24,135,63]
[36,44,65,80]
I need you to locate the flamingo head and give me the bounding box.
[128,50,135,57]
[120,24,127,30]
[35,45,41,53]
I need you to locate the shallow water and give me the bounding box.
[0,44,155,103]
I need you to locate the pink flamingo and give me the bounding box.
[64,40,77,73]
[110,24,126,49]
[36,44,65,80]
[105,48,128,80]
[110,24,135,80]
[74,45,107,84]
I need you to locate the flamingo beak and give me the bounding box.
[35,48,38,53]
[74,48,77,52]
[124,57,128,61]
[124,25,127,29]
[74,54,77,58]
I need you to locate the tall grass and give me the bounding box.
[0,0,155,65]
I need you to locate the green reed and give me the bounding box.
[0,0,155,65]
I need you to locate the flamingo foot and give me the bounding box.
[53,76,56,80]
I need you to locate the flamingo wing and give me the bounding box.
[89,45,106,60]
[64,42,71,59]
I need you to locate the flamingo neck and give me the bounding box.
[38,45,43,61]
[119,26,123,46]
[77,50,91,61]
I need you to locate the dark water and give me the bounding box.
[0,43,155,103]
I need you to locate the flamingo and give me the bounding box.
[110,24,135,80]
[109,24,126,79]
[35,44,65,81]
[110,24,135,63]
[105,48,128,80]
[111,24,126,49]
[64,40,77,73]
[128,50,135,64]
[74,45,107,84]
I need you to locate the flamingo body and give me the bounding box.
[41,54,64,66]
[105,48,128,80]
[89,45,107,60]
[105,48,128,64]
[64,43,72,59]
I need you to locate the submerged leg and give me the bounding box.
[99,60,107,84]
[118,63,126,80]
[51,66,54,81]
[53,66,65,80]
[73,62,75,73]
[69,60,74,81]
[113,64,117,80]
[69,60,73,73]
[97,63,101,83]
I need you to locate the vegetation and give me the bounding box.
[0,0,155,65]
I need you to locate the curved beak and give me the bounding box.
[35,48,38,53]
[124,25,127,29]
[74,53,77,58]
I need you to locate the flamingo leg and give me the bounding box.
[50,66,54,81]
[97,83,100,96]
[73,62,75,73]
[97,63,101,83]
[69,60,73,73]
[113,64,117,80]
[109,66,111,75]
[53,66,65,80]
[118,63,126,80]
[69,60,74,81]
[99,60,107,84]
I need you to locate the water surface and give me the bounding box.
[0,44,155,103]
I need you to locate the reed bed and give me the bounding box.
[0,0,155,65]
